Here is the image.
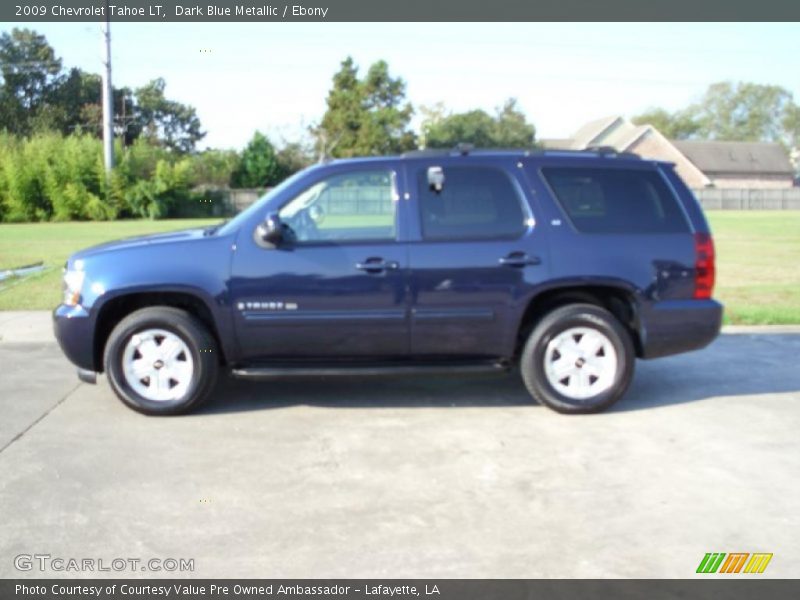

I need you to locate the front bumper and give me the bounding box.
[53,304,97,372]
[639,299,723,359]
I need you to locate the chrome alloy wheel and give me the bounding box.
[121,329,194,402]
[543,327,618,400]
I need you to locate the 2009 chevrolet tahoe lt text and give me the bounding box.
[53,148,723,415]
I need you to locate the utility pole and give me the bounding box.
[101,2,114,175]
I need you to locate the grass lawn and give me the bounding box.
[0,212,798,324]
[705,211,800,325]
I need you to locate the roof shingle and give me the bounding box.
[671,140,793,175]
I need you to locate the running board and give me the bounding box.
[231,361,509,380]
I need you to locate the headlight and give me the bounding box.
[62,269,85,306]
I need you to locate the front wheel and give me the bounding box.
[520,304,635,414]
[103,307,219,415]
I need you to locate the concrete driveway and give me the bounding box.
[1,312,799,578]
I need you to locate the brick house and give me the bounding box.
[542,116,795,189]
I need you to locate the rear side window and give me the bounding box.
[542,167,689,234]
[417,166,526,241]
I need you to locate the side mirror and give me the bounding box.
[427,166,445,193]
[255,213,284,247]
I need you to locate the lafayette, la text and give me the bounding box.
[18,584,442,597]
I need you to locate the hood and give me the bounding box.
[69,227,211,264]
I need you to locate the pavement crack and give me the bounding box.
[0,382,81,456]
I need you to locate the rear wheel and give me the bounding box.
[520,303,634,414]
[103,307,219,415]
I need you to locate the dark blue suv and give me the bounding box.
[53,148,722,415]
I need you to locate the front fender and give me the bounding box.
[65,233,237,370]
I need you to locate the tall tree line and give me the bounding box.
[0,28,204,152]
[633,81,800,151]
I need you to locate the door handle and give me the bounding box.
[498,253,541,267]
[356,259,400,272]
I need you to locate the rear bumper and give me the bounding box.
[53,304,97,371]
[639,299,723,359]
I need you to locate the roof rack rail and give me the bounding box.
[402,143,476,158]
[583,145,641,159]
[401,149,455,158]
[399,145,641,160]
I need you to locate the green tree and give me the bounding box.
[633,81,800,145]
[422,98,536,148]
[632,107,700,139]
[313,57,415,158]
[0,28,62,134]
[133,78,205,153]
[0,29,204,151]
[423,109,496,148]
[275,141,313,178]
[46,67,104,136]
[231,131,282,188]
[492,99,538,147]
[783,103,800,146]
[783,104,800,175]
[693,82,795,142]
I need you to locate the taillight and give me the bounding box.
[694,232,715,299]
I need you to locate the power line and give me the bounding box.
[0,62,62,67]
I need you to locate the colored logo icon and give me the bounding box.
[697,553,773,574]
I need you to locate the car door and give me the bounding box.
[229,165,409,361]
[405,158,548,358]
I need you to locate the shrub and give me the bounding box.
[0,132,109,221]
[0,134,51,221]
[0,131,291,221]
[190,148,240,188]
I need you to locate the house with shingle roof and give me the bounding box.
[541,116,795,189]
[672,140,795,188]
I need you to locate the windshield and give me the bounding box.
[215,168,311,236]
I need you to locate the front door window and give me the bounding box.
[279,170,398,243]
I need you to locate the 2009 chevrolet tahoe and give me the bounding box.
[53,147,722,415]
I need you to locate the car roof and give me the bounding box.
[322,147,672,167]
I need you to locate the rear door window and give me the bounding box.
[541,167,689,234]
[416,166,527,241]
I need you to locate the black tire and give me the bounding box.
[520,303,635,414]
[103,306,219,415]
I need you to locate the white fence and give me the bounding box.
[693,188,800,210]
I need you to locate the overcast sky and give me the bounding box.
[6,22,800,150]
